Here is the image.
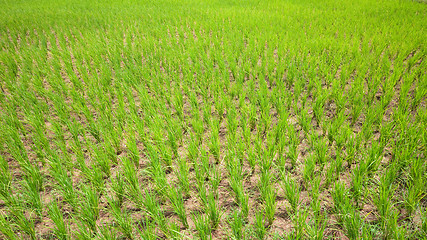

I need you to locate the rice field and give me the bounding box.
[0,0,426,239]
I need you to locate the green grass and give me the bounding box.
[0,0,426,239]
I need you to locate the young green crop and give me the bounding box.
[228,210,246,240]
[167,186,188,228]
[0,0,425,238]
[0,211,17,240]
[253,210,267,240]
[48,199,69,240]
[193,213,212,240]
[107,197,134,239]
[207,189,222,229]
[281,173,301,214]
[111,173,125,207]
[0,155,12,203]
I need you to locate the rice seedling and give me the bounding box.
[0,211,18,240]
[106,197,134,239]
[228,210,246,240]
[48,156,77,208]
[9,206,37,240]
[77,185,100,233]
[110,172,125,207]
[0,155,12,203]
[302,154,316,184]
[47,199,69,240]
[227,155,249,219]
[96,223,118,240]
[209,119,221,163]
[253,210,267,240]
[263,187,277,227]
[142,189,169,235]
[135,216,156,240]
[291,208,309,240]
[74,217,94,240]
[306,215,327,240]
[210,163,222,195]
[207,189,222,229]
[168,221,183,240]
[286,124,299,168]
[309,176,322,216]
[192,213,212,240]
[167,186,188,228]
[281,173,300,214]
[176,157,190,198]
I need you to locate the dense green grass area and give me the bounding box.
[0,0,426,239]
